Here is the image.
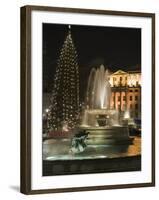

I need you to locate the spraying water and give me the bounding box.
[79,65,132,146]
[86,65,111,109]
[81,65,120,127]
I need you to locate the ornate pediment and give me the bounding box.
[113,70,128,75]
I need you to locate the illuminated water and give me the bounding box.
[43,65,140,162]
[85,64,111,109]
[43,136,141,161]
[82,65,115,127]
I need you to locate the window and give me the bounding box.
[120,77,122,81]
[129,89,133,92]
[113,77,116,81]
[135,89,138,92]
[130,104,132,109]
[135,96,138,101]
[118,96,121,101]
[135,104,138,110]
[123,104,126,110]
[123,96,126,101]
[135,112,138,118]
[130,96,132,101]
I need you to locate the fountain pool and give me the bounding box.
[79,65,133,145]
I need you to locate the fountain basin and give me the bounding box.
[79,126,133,145]
[82,109,119,127]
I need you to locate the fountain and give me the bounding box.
[79,65,133,145]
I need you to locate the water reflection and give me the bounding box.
[43,136,141,161]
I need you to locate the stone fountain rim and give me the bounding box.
[78,125,128,130]
[83,109,118,114]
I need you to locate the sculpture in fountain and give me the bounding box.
[79,65,133,145]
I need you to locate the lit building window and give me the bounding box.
[123,104,126,110]
[113,77,116,86]
[113,77,116,81]
[109,69,141,118]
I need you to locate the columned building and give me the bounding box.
[109,70,141,119]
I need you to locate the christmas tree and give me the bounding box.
[47,25,80,131]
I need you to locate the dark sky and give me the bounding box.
[43,23,141,95]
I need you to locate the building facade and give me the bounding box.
[109,70,141,119]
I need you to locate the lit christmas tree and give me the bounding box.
[47,25,80,131]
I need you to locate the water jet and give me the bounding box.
[79,65,133,145]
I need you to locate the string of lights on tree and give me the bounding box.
[47,25,80,131]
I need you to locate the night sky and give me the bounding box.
[43,23,141,98]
